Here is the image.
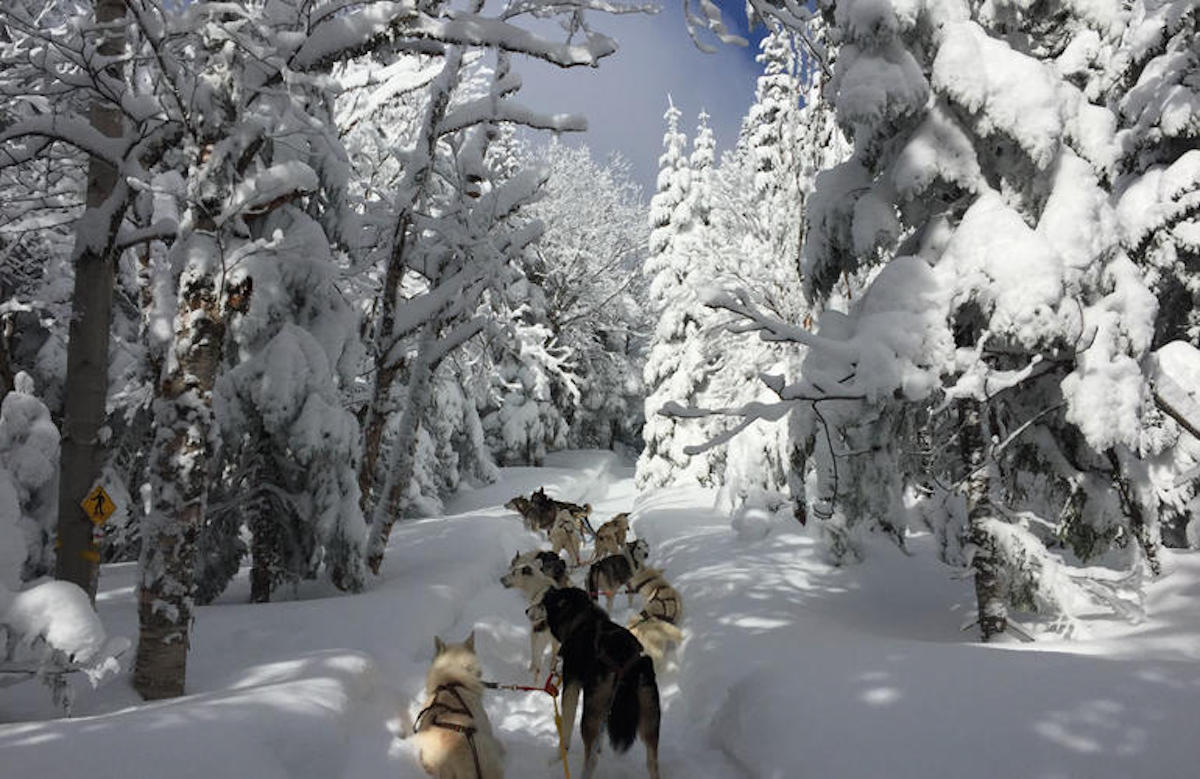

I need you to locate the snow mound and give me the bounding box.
[2,580,108,662]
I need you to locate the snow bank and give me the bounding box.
[1,652,377,779]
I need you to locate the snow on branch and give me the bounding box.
[1149,341,1200,441]
[115,218,179,251]
[660,398,792,456]
[293,3,618,71]
[440,98,587,137]
[0,115,128,170]
[703,286,849,355]
[217,161,319,225]
[427,315,488,369]
[404,12,617,68]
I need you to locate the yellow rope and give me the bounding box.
[551,693,572,779]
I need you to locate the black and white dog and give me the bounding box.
[586,538,650,612]
[532,586,661,779]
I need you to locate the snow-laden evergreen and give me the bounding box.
[637,101,728,488]
[660,1,1186,639]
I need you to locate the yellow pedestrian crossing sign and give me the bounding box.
[82,484,115,525]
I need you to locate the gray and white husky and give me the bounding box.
[499,554,561,679]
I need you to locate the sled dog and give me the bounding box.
[586,538,650,612]
[506,488,593,536]
[506,549,569,588]
[504,495,540,532]
[625,615,683,673]
[625,567,684,671]
[533,586,661,779]
[500,559,561,678]
[549,509,584,566]
[592,512,630,560]
[627,567,682,626]
[413,632,505,779]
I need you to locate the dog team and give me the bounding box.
[413,488,684,779]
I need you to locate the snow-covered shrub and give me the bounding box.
[0,579,129,713]
[0,373,60,582]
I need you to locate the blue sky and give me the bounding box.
[516,1,767,196]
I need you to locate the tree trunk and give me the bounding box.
[55,0,128,601]
[249,516,274,603]
[133,232,225,700]
[960,398,1006,641]
[1105,448,1162,576]
[365,320,439,574]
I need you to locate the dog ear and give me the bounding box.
[434,636,446,656]
[464,630,475,651]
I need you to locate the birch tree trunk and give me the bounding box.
[133,231,225,700]
[54,0,127,601]
[960,397,1006,641]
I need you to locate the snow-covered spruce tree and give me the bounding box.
[697,25,817,515]
[214,323,364,603]
[637,101,728,488]
[1105,0,1200,549]
[693,1,1161,639]
[481,312,574,466]
[832,3,1159,637]
[199,175,366,605]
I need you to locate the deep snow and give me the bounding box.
[3,450,1200,778]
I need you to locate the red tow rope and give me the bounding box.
[483,672,569,778]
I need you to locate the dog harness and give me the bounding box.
[640,584,680,624]
[414,681,485,779]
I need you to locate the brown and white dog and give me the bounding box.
[548,509,584,566]
[591,512,630,561]
[625,567,684,671]
[412,632,505,779]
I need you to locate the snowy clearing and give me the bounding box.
[3,450,1200,778]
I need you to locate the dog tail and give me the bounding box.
[608,655,655,752]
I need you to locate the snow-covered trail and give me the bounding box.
[4,450,1200,778]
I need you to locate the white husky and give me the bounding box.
[412,632,505,779]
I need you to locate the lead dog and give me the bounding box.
[412,632,505,779]
[586,538,649,612]
[505,489,593,536]
[499,559,560,679]
[532,587,660,779]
